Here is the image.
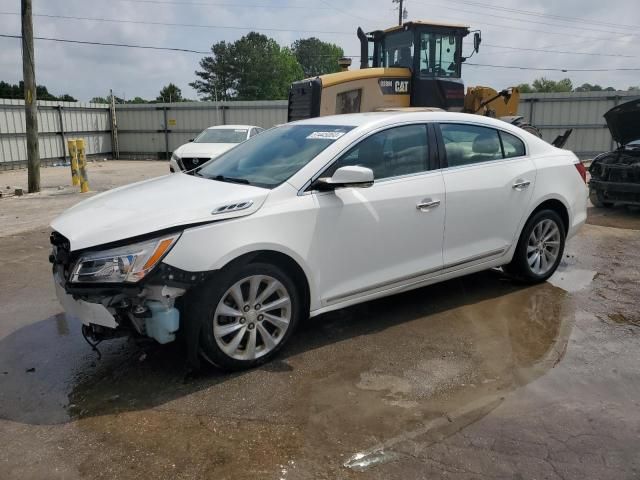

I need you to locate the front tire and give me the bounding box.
[504,209,566,283]
[192,262,301,371]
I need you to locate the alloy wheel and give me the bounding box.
[526,218,561,276]
[213,275,291,361]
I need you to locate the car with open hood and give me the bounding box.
[169,124,264,172]
[51,111,587,370]
[589,98,640,207]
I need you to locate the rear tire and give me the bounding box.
[190,262,302,371]
[589,187,614,208]
[504,209,566,283]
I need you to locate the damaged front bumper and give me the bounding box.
[50,231,208,345]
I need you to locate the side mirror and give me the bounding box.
[188,138,194,142]
[473,32,481,53]
[314,166,374,190]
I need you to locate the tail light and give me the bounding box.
[574,161,587,184]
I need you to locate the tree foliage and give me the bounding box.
[0,81,76,101]
[191,32,304,101]
[574,83,615,92]
[156,83,183,102]
[291,37,344,77]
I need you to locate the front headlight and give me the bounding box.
[70,233,180,284]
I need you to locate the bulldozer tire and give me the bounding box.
[517,123,542,138]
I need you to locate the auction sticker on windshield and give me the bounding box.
[307,131,347,140]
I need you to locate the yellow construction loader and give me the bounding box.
[288,21,570,146]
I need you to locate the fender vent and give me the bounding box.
[211,200,254,215]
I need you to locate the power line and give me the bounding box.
[482,43,636,59]
[0,33,362,57]
[3,33,639,73]
[0,33,210,53]
[466,62,640,72]
[0,12,356,35]
[436,0,639,32]
[413,0,634,39]
[111,0,334,9]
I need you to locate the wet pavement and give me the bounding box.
[1,186,640,478]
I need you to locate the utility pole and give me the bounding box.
[393,0,405,25]
[21,0,40,192]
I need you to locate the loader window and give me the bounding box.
[382,31,414,69]
[419,32,461,78]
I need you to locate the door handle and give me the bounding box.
[512,179,531,190]
[416,199,441,211]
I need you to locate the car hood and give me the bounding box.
[51,173,269,251]
[604,99,640,146]
[175,142,237,158]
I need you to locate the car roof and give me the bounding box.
[289,111,525,131]
[206,125,256,130]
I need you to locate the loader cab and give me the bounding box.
[366,22,475,110]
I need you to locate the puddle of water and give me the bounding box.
[548,267,597,293]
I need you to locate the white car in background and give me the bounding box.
[169,124,264,172]
[51,111,587,371]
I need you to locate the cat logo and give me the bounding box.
[394,81,409,93]
[378,78,411,95]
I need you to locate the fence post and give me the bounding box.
[67,139,79,186]
[76,139,89,193]
[109,91,120,160]
[163,106,169,160]
[56,105,67,164]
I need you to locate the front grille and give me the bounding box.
[181,157,210,171]
[288,78,322,122]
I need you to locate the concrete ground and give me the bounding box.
[1,162,639,479]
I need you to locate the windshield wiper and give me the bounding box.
[210,174,251,185]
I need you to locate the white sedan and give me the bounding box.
[50,111,587,370]
[169,124,264,172]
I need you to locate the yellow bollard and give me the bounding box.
[75,139,90,193]
[67,140,79,186]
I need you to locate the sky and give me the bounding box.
[0,0,638,101]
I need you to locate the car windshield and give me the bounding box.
[197,124,354,189]
[194,128,248,144]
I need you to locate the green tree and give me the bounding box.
[531,77,573,93]
[0,81,75,101]
[90,96,109,104]
[291,37,344,77]
[128,96,148,104]
[191,32,304,101]
[516,83,534,93]
[156,83,182,102]
[628,85,640,91]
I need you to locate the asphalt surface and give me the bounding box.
[1,162,639,479]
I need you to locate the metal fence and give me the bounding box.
[520,91,640,159]
[1,91,639,169]
[115,100,288,159]
[0,98,112,169]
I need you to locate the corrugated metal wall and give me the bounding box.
[0,99,112,169]
[2,93,639,168]
[115,100,288,158]
[520,91,640,159]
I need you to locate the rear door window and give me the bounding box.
[500,131,526,158]
[440,124,502,167]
